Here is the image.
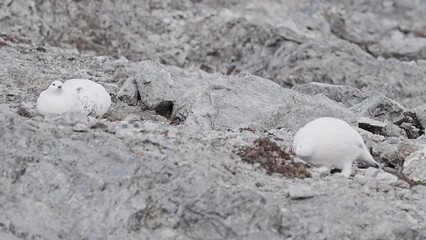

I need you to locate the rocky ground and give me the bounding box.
[2,0,426,239]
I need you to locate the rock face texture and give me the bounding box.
[2,0,426,239]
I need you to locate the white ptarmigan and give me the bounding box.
[37,79,111,118]
[36,80,85,115]
[293,117,380,177]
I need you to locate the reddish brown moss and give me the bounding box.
[239,138,311,179]
[17,107,31,118]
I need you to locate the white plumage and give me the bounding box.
[63,79,111,117]
[36,80,84,115]
[37,79,111,118]
[293,117,379,177]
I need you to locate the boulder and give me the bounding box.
[133,61,356,131]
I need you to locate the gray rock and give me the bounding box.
[384,123,408,138]
[323,1,426,60]
[359,130,403,168]
[412,104,426,129]
[350,93,406,123]
[357,117,406,138]
[288,183,316,199]
[368,35,426,61]
[292,82,368,107]
[2,0,426,110]
[403,147,426,181]
[134,61,356,131]
[48,112,89,126]
[373,170,399,185]
[0,64,423,240]
[411,185,426,199]
[280,40,426,108]
[72,123,88,132]
[118,77,139,106]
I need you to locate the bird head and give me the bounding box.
[48,81,64,92]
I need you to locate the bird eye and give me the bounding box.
[53,83,55,86]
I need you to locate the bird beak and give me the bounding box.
[58,86,62,89]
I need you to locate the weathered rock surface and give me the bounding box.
[350,93,406,123]
[133,61,355,131]
[403,148,426,182]
[2,0,426,239]
[2,0,426,108]
[292,82,369,108]
[323,0,426,61]
[412,104,426,130]
[2,102,426,240]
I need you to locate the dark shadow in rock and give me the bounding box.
[358,122,386,136]
[154,101,174,119]
[200,64,214,73]
[36,46,46,52]
[239,138,310,179]
[90,122,107,130]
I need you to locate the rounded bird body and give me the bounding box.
[37,79,111,117]
[293,117,379,177]
[63,79,111,117]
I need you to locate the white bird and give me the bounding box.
[36,80,85,115]
[293,117,380,177]
[37,79,111,118]
[63,79,111,117]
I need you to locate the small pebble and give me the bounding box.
[288,184,316,200]
[73,123,88,132]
